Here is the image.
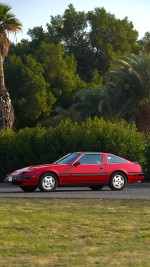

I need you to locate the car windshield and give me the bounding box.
[54,153,81,164]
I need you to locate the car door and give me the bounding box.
[60,153,107,185]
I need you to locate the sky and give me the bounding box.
[1,0,150,42]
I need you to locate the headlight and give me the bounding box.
[20,173,32,179]
[6,175,13,182]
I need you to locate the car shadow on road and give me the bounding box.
[0,188,111,193]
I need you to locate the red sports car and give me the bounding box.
[4,152,144,192]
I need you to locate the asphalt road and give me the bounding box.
[0,183,150,200]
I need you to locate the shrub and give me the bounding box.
[0,118,146,181]
[144,135,150,181]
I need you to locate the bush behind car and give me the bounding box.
[144,135,150,181]
[0,118,147,181]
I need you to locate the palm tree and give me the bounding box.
[73,87,104,120]
[0,3,22,130]
[99,54,150,125]
[98,83,134,122]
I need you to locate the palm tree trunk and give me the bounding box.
[0,51,14,130]
[136,102,150,136]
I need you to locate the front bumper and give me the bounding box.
[4,174,38,186]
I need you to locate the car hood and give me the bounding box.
[9,164,59,175]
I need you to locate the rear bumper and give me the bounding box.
[138,173,144,176]
[128,173,144,183]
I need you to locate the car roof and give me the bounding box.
[73,152,103,154]
[73,152,120,156]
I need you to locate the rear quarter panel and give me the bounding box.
[105,162,142,182]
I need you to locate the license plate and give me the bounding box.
[8,176,13,182]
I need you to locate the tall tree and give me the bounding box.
[46,4,91,80]
[99,54,150,130]
[138,32,150,54]
[73,87,104,121]
[87,8,139,73]
[0,3,22,130]
[46,5,139,81]
[5,54,56,128]
[36,42,85,108]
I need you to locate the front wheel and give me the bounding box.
[38,172,58,192]
[109,172,127,191]
[89,185,104,191]
[20,186,37,192]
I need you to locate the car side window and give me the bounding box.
[78,154,103,164]
[107,155,127,163]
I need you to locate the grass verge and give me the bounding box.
[0,199,150,266]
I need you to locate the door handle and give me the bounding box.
[100,166,104,170]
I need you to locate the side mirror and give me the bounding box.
[73,161,80,167]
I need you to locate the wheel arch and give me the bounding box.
[109,170,128,182]
[38,171,60,186]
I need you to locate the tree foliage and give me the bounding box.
[36,42,85,108]
[98,54,150,123]
[5,54,55,127]
[138,31,150,54]
[45,5,139,79]
[4,4,149,133]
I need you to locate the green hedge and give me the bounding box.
[144,135,150,181]
[0,118,146,181]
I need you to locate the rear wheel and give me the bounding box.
[20,186,37,192]
[38,172,58,192]
[89,185,104,191]
[109,172,127,191]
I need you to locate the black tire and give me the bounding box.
[20,186,37,192]
[89,185,104,191]
[109,172,127,191]
[38,172,58,192]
